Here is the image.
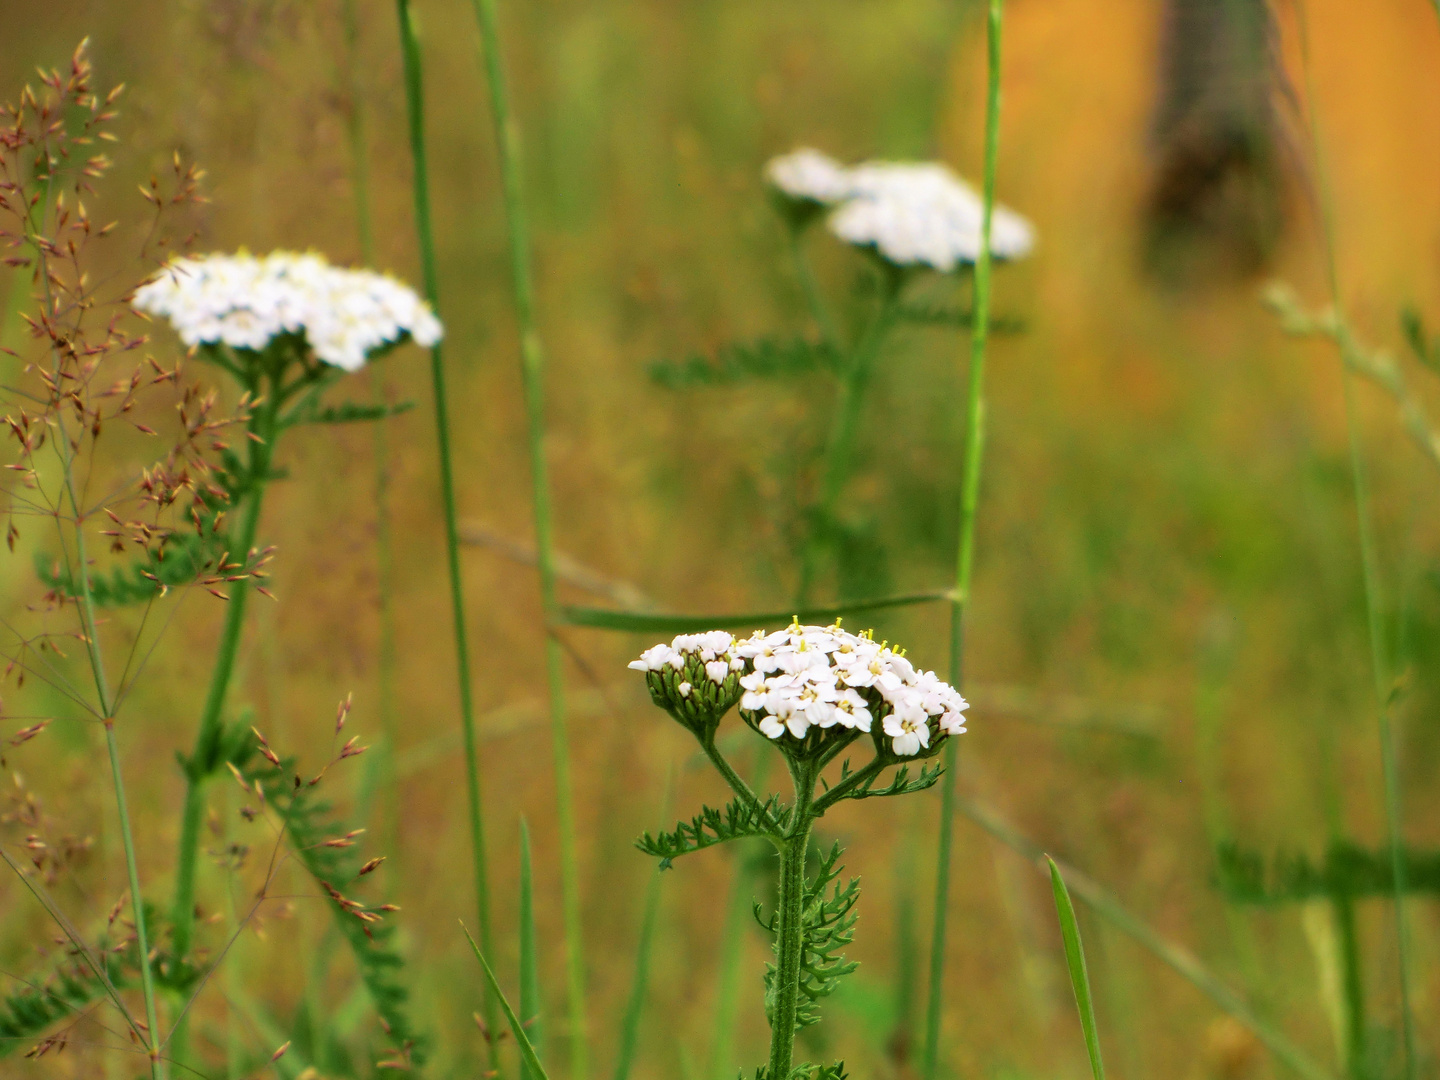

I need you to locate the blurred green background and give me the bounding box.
[3,1,1440,1078]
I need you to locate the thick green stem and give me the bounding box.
[394,4,501,1072]
[789,226,840,351]
[766,765,816,1080]
[171,386,276,961]
[925,3,1005,1077]
[463,0,588,1070]
[1332,890,1366,1079]
[796,275,902,606]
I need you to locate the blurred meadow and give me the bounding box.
[3,1,1440,1079]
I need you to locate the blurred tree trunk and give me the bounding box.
[1145,0,1290,282]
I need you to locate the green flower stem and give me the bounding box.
[925,2,1005,1077]
[701,737,769,820]
[788,225,841,351]
[796,273,903,606]
[766,762,817,1080]
[171,382,278,963]
[463,0,589,1071]
[394,4,502,1074]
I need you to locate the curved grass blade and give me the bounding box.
[520,820,541,1080]
[560,589,953,634]
[1047,856,1105,1080]
[958,798,1336,1080]
[463,925,550,1080]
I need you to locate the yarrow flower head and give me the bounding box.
[761,149,1034,272]
[629,630,745,738]
[631,620,968,761]
[830,162,1034,271]
[132,251,444,372]
[764,148,855,207]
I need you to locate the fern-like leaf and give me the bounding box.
[290,400,416,426]
[257,764,427,1066]
[636,794,786,864]
[648,337,838,389]
[761,844,860,1035]
[1216,840,1440,904]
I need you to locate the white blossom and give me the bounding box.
[132,251,444,372]
[827,161,1033,271]
[764,148,853,205]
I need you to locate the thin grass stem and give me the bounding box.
[519,819,542,1080]
[393,5,501,1074]
[462,0,589,1072]
[341,0,402,864]
[1295,9,1416,1075]
[924,3,1005,1077]
[49,316,165,1080]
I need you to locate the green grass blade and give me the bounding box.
[463,924,551,1080]
[959,798,1337,1080]
[611,863,663,1080]
[520,820,542,1080]
[1047,856,1105,1080]
[461,0,589,1068]
[560,589,953,634]
[394,3,500,1073]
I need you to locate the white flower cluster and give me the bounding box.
[132,251,444,372]
[764,148,1034,271]
[630,622,969,759]
[629,629,744,694]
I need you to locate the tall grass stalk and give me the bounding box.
[342,0,402,860]
[924,1,1005,1076]
[394,4,501,1073]
[1296,10,1416,1075]
[520,820,542,1080]
[463,0,589,1075]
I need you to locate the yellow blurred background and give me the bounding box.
[3,1,1440,1078]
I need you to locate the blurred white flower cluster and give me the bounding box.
[765,148,1033,271]
[631,622,968,758]
[132,251,444,372]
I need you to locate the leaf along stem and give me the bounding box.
[560,588,953,634]
[394,5,501,1074]
[925,2,1005,1077]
